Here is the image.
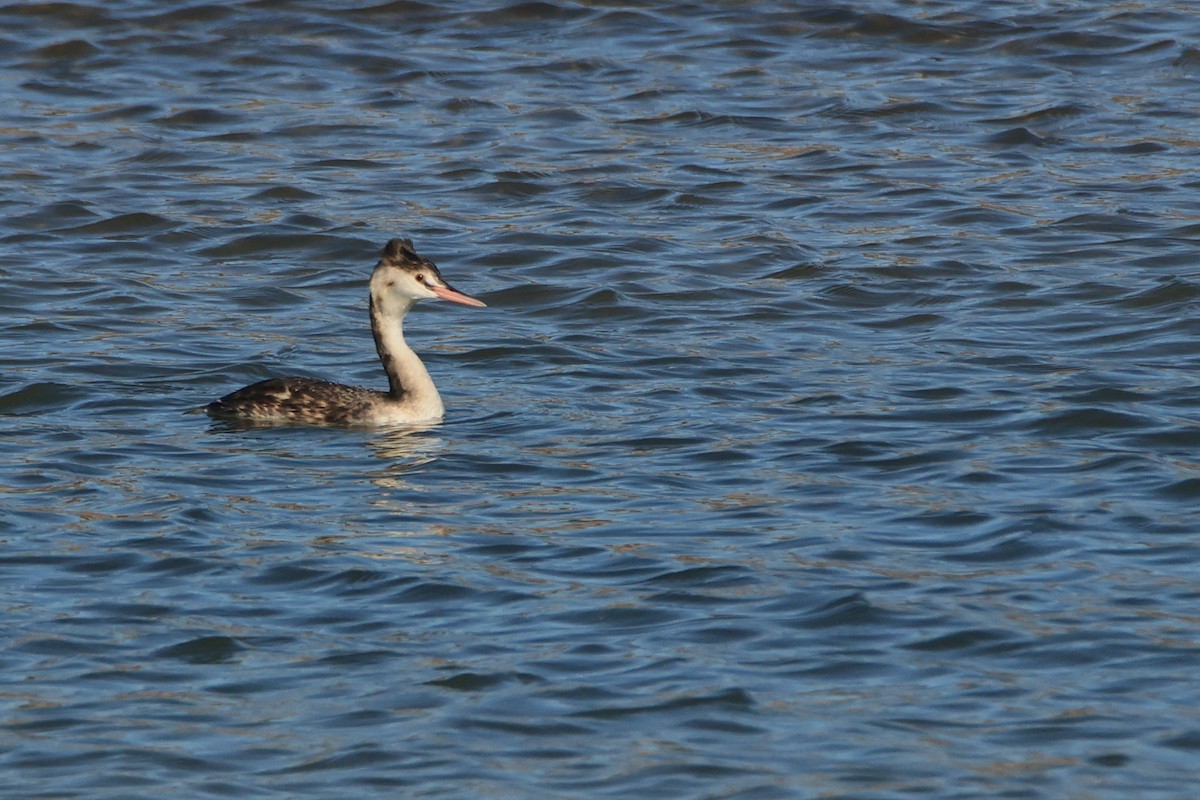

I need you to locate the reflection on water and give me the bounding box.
[367,424,445,469]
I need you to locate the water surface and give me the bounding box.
[3,2,1200,798]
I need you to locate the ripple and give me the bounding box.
[0,381,85,414]
[155,635,246,664]
[64,212,175,235]
[153,108,244,128]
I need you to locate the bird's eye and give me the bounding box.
[415,273,425,283]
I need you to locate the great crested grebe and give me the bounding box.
[203,238,486,425]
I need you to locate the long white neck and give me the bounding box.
[368,283,444,418]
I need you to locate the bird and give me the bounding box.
[202,238,486,425]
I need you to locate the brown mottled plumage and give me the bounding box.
[203,238,487,426]
[205,377,380,425]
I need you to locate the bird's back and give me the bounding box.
[205,377,381,425]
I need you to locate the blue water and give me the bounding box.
[3,2,1200,797]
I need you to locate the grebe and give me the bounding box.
[204,238,486,425]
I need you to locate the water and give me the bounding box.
[3,1,1200,797]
